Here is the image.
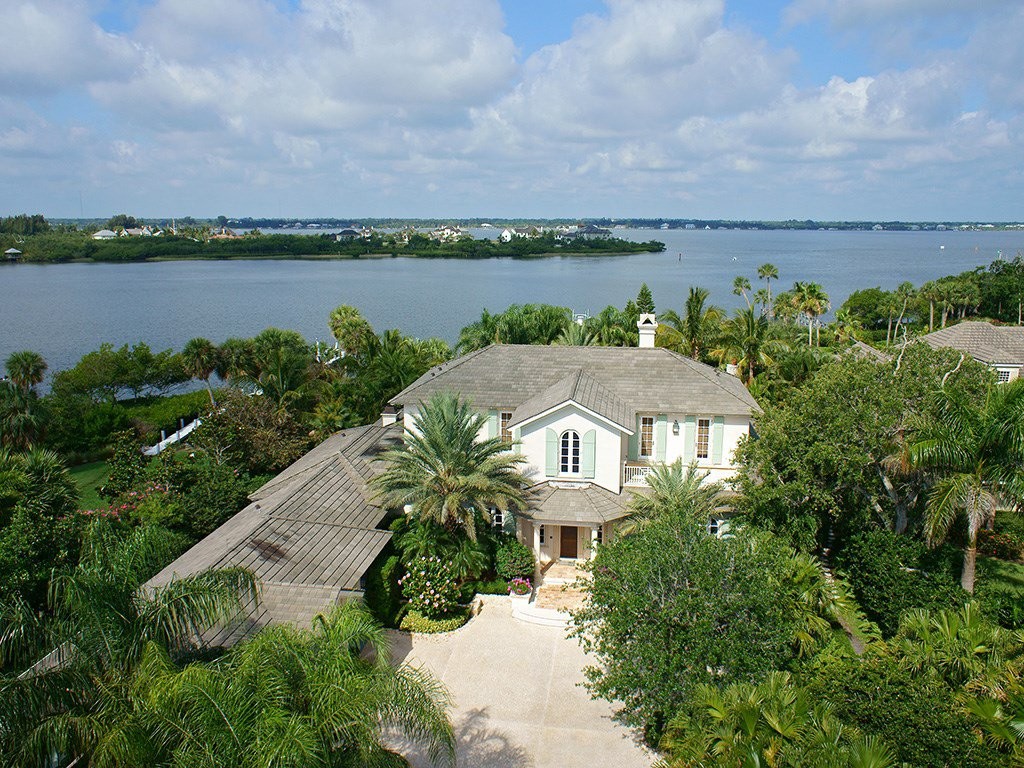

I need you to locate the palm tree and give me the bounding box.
[620,460,728,535]
[659,672,897,768]
[0,381,45,450]
[791,281,830,346]
[371,392,531,539]
[712,307,791,386]
[96,603,455,768]
[456,309,500,353]
[732,275,752,308]
[903,379,1024,592]
[892,281,915,341]
[757,263,779,318]
[181,337,221,405]
[660,287,724,362]
[0,523,257,766]
[328,304,376,358]
[554,321,598,346]
[4,350,47,394]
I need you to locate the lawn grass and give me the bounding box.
[69,460,110,510]
[978,556,1024,594]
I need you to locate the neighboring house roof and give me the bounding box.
[850,340,891,362]
[507,368,634,433]
[92,229,117,239]
[528,482,632,524]
[146,422,403,643]
[391,345,760,418]
[920,321,1024,366]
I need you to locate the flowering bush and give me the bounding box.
[508,577,532,596]
[978,530,1024,561]
[399,556,460,619]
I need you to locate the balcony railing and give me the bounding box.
[623,462,654,486]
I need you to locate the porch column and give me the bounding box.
[590,525,600,558]
[533,522,542,559]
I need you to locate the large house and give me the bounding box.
[390,315,759,565]
[148,315,759,631]
[920,321,1024,382]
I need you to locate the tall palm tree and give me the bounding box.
[757,263,779,318]
[660,286,724,362]
[903,379,1024,592]
[732,275,752,308]
[328,304,376,358]
[371,392,531,539]
[791,281,831,346]
[96,603,455,768]
[0,523,257,766]
[0,381,45,451]
[712,307,791,386]
[620,460,728,535]
[181,337,221,405]
[4,351,47,394]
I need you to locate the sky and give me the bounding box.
[1,0,1022,220]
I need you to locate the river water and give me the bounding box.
[0,228,1020,377]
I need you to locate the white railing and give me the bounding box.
[143,418,202,456]
[623,463,654,486]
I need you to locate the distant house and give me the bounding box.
[209,226,241,240]
[335,228,362,241]
[499,226,539,242]
[556,224,611,241]
[92,229,117,240]
[920,321,1024,382]
[429,225,465,243]
[5,247,22,262]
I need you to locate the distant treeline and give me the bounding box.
[2,229,665,263]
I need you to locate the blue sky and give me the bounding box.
[1,0,1022,220]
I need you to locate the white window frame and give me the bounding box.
[997,369,1012,383]
[560,429,581,475]
[596,525,603,545]
[696,417,711,460]
[500,411,513,443]
[539,525,545,544]
[640,416,655,458]
[492,509,504,528]
[708,517,720,537]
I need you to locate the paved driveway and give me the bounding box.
[389,597,653,768]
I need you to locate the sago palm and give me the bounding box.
[371,391,530,540]
[903,378,1024,592]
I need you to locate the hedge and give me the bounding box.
[399,608,471,634]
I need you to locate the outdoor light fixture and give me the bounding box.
[672,420,680,435]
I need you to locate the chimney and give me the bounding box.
[637,313,657,348]
[381,405,398,426]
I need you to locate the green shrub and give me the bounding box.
[363,549,404,627]
[804,653,1003,768]
[834,530,963,636]
[399,555,460,619]
[977,529,1024,561]
[458,577,508,602]
[495,539,535,580]
[399,608,470,634]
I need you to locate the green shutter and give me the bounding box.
[711,416,725,465]
[487,410,498,439]
[683,415,696,462]
[627,415,639,460]
[582,430,596,479]
[545,428,558,476]
[655,414,667,462]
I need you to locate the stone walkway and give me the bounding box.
[533,560,588,612]
[389,596,653,768]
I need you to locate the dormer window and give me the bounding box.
[560,430,581,474]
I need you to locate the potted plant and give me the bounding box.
[508,577,532,600]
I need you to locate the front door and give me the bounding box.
[560,525,578,559]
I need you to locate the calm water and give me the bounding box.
[1,228,1020,377]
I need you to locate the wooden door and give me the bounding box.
[560,526,578,559]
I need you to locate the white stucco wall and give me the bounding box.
[657,413,752,482]
[517,404,624,493]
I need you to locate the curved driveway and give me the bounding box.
[390,596,653,768]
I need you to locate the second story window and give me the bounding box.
[696,417,711,460]
[640,416,654,458]
[560,430,581,474]
[500,411,513,443]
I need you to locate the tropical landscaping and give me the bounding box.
[2,257,1024,765]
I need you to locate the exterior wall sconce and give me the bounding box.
[672,420,680,435]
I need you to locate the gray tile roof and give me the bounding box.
[526,481,634,524]
[920,321,1024,365]
[146,422,404,641]
[507,369,634,432]
[391,345,760,418]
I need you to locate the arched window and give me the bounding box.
[560,430,581,474]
